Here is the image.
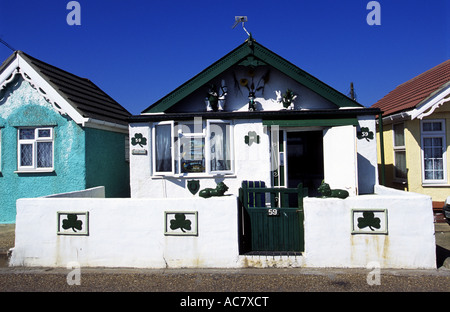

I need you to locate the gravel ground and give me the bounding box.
[0,223,449,295]
[0,266,449,292]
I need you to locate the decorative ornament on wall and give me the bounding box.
[351,209,388,234]
[131,133,148,155]
[357,127,374,141]
[276,89,297,110]
[199,182,229,198]
[233,68,270,111]
[131,133,147,147]
[317,180,349,199]
[245,131,260,146]
[57,212,89,235]
[205,80,227,112]
[187,180,200,195]
[164,211,198,236]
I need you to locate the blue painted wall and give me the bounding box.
[0,77,130,223]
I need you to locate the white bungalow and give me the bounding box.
[129,37,380,200]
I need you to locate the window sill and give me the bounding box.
[15,169,55,174]
[422,183,449,187]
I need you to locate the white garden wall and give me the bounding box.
[11,196,240,268]
[303,185,436,269]
[10,186,436,269]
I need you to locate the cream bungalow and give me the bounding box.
[129,37,380,199]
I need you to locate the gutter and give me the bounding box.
[82,118,129,133]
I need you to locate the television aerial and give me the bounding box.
[232,16,250,37]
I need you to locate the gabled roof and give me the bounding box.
[0,50,131,128]
[142,38,362,114]
[371,59,450,117]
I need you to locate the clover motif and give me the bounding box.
[131,133,147,147]
[170,213,192,233]
[62,214,83,232]
[357,211,381,231]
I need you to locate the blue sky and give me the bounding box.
[0,0,448,115]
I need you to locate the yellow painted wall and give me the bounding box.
[376,103,450,204]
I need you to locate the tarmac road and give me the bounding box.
[0,222,449,296]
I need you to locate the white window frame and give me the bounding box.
[392,122,407,182]
[17,127,54,172]
[206,119,234,175]
[152,121,175,175]
[177,118,206,175]
[421,119,447,185]
[151,119,234,177]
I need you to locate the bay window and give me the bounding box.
[152,119,233,176]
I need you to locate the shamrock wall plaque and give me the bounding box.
[351,209,387,234]
[57,212,89,235]
[131,133,147,147]
[245,131,260,146]
[164,211,198,236]
[357,127,374,141]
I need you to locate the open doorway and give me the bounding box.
[285,131,324,197]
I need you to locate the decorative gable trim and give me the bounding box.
[143,39,361,114]
[409,83,450,120]
[0,52,128,133]
[0,54,84,123]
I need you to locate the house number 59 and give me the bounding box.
[267,208,279,216]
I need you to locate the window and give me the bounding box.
[421,120,446,184]
[152,119,233,175]
[208,121,232,173]
[153,121,175,174]
[17,127,54,171]
[393,123,407,181]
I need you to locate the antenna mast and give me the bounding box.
[349,82,357,101]
[232,16,250,37]
[0,38,16,52]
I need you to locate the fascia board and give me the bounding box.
[14,54,86,124]
[144,43,251,114]
[409,84,450,120]
[0,58,20,86]
[251,42,361,108]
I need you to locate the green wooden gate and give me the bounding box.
[239,181,306,254]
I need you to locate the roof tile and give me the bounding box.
[371,60,450,116]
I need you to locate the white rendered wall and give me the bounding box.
[323,125,358,195]
[11,196,240,268]
[10,186,436,269]
[356,115,379,194]
[303,185,436,269]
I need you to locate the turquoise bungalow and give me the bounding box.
[0,51,131,223]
